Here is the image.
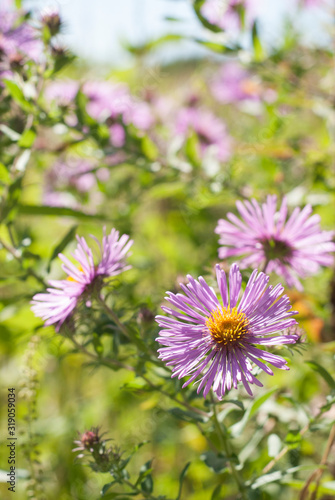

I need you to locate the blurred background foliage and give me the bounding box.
[0,0,335,499]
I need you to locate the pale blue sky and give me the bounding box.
[23,0,331,65]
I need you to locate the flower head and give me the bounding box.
[201,0,255,32]
[156,263,298,399]
[211,62,276,105]
[31,228,133,330]
[41,7,62,37]
[83,81,153,130]
[0,1,42,63]
[215,196,335,290]
[175,107,232,162]
[73,427,121,473]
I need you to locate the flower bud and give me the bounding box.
[41,8,62,37]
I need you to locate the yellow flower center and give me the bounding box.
[206,307,249,347]
[67,265,84,282]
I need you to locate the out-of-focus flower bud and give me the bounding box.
[138,307,155,324]
[41,8,62,37]
[9,52,25,71]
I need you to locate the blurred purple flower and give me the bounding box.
[215,196,335,290]
[211,62,276,104]
[299,0,324,7]
[40,6,62,36]
[31,228,133,330]
[0,0,42,66]
[42,190,77,209]
[201,0,255,31]
[44,158,106,195]
[45,80,79,107]
[109,123,126,148]
[156,263,298,399]
[83,81,153,129]
[176,107,232,162]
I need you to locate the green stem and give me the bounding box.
[211,396,247,500]
[66,327,209,419]
[98,296,131,340]
[0,237,47,287]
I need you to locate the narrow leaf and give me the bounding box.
[176,462,191,500]
[17,204,110,221]
[47,225,78,272]
[230,387,278,437]
[306,360,335,391]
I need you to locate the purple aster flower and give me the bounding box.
[299,0,325,7]
[215,196,335,290]
[43,158,109,202]
[200,0,255,32]
[45,80,79,107]
[211,62,276,105]
[156,263,298,399]
[40,7,62,37]
[31,228,133,330]
[0,0,42,62]
[175,107,232,162]
[83,81,153,130]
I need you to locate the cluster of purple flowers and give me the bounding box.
[25,0,334,402]
[43,157,109,209]
[175,107,232,162]
[200,0,325,33]
[45,79,153,148]
[0,0,43,80]
[155,198,334,398]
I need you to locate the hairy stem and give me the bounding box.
[211,395,247,500]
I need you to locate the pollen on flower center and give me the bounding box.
[67,265,84,282]
[206,307,249,347]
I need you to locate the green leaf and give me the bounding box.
[18,128,36,148]
[47,225,78,272]
[125,34,183,56]
[17,204,110,221]
[168,407,208,423]
[101,482,116,496]
[225,399,245,411]
[119,441,149,470]
[149,182,186,200]
[210,484,222,500]
[75,90,97,127]
[193,0,224,33]
[185,131,200,167]
[230,387,278,437]
[0,124,21,141]
[4,80,34,113]
[267,433,282,457]
[138,460,153,494]
[193,39,239,54]
[251,470,283,489]
[92,333,104,356]
[0,163,10,184]
[201,451,227,474]
[284,429,302,450]
[252,21,265,61]
[321,481,335,493]
[1,175,23,223]
[251,466,325,490]
[15,149,31,173]
[141,136,159,161]
[52,52,76,75]
[176,462,191,500]
[305,360,335,391]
